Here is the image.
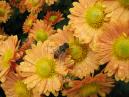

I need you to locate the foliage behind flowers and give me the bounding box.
[0,0,129,97]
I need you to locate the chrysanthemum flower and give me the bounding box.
[9,0,25,9]
[24,0,44,14]
[68,0,111,44]
[104,0,129,23]
[0,36,18,82]
[95,21,129,82]
[44,11,64,25]
[43,25,74,54]
[23,13,37,33]
[9,0,26,14]
[45,0,57,6]
[63,73,114,97]
[30,20,55,42]
[16,41,68,96]
[9,0,18,7]
[1,72,32,97]
[0,1,12,23]
[17,0,27,13]
[43,25,75,68]
[68,38,99,79]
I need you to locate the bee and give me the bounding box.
[54,43,69,59]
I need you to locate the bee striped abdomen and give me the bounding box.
[54,43,69,59]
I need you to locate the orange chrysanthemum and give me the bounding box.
[24,0,44,14]
[44,11,64,25]
[0,1,12,23]
[9,0,19,7]
[9,0,26,13]
[23,13,37,33]
[16,42,68,96]
[43,25,75,67]
[9,0,26,11]
[63,73,114,97]
[68,38,99,79]
[45,0,58,6]
[1,72,32,97]
[68,0,111,44]
[95,21,129,82]
[17,0,27,13]
[43,25,74,54]
[30,20,55,42]
[104,0,129,23]
[0,36,18,82]
[44,25,99,78]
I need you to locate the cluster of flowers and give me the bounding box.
[1,0,129,97]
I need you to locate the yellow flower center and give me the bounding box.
[35,58,55,78]
[70,44,83,60]
[14,81,30,97]
[2,49,13,68]
[79,83,100,97]
[49,15,57,21]
[118,0,129,8]
[35,29,48,42]
[26,19,33,27]
[85,2,105,28]
[28,0,39,6]
[113,34,129,59]
[69,41,87,62]
[0,8,5,17]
